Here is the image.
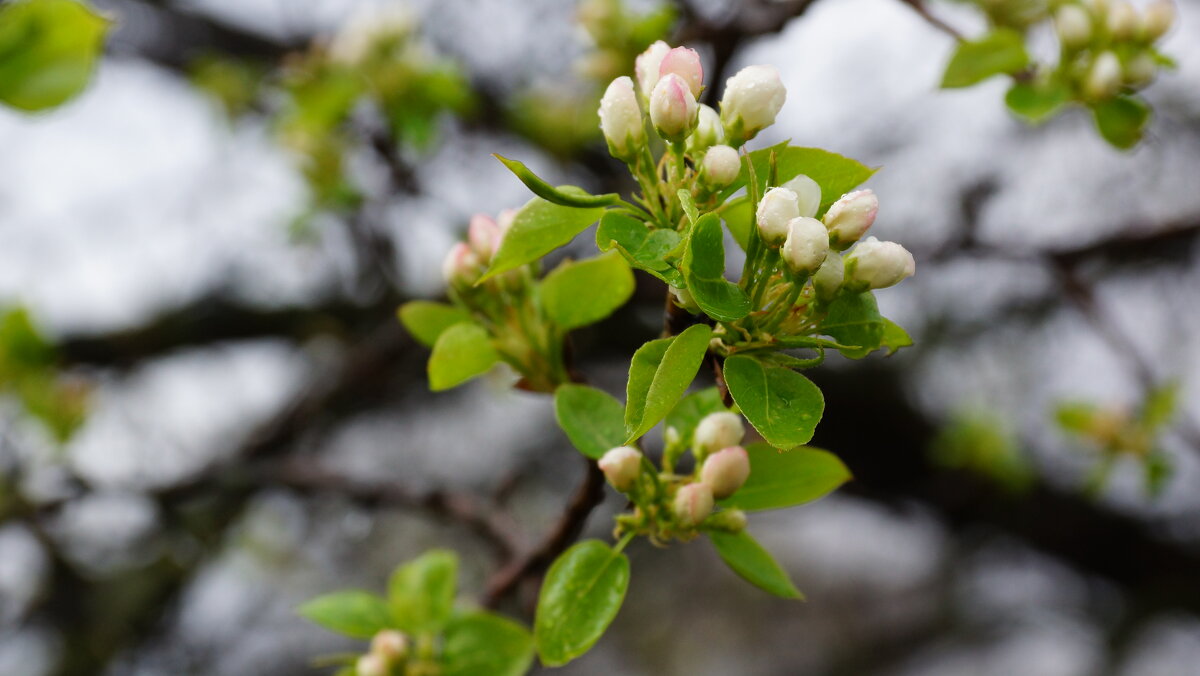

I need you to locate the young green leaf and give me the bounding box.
[540,252,635,330]
[298,591,393,639]
[388,549,458,634]
[493,154,621,208]
[534,540,631,667]
[677,188,699,225]
[1092,95,1150,150]
[879,318,913,356]
[625,324,713,442]
[0,0,110,112]
[708,531,803,599]
[555,384,627,460]
[595,211,684,285]
[718,196,753,251]
[481,196,606,281]
[941,29,1029,89]
[428,323,499,391]
[719,443,851,511]
[1005,79,1069,123]
[821,292,884,359]
[722,144,877,217]
[442,612,535,676]
[683,213,751,321]
[723,355,824,449]
[398,301,472,347]
[664,387,729,449]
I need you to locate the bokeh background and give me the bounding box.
[3,0,1200,674]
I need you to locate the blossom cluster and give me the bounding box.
[1055,0,1176,100]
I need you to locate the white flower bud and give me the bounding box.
[813,251,844,301]
[719,65,786,146]
[1142,1,1175,40]
[782,174,821,219]
[673,482,714,527]
[356,654,389,676]
[781,217,830,276]
[1085,51,1123,100]
[658,46,704,98]
[468,214,502,260]
[598,76,645,162]
[599,446,642,492]
[845,237,916,290]
[1107,2,1137,40]
[671,285,700,313]
[1056,5,1093,50]
[649,73,699,142]
[371,630,408,661]
[442,242,480,287]
[823,189,878,248]
[1125,53,1157,86]
[694,412,744,454]
[687,104,724,153]
[701,145,740,188]
[635,40,670,98]
[756,187,800,247]
[700,445,751,499]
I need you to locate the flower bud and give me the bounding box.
[635,40,670,98]
[1084,51,1123,100]
[781,217,830,276]
[782,174,821,219]
[719,65,786,146]
[845,237,916,290]
[1107,2,1137,40]
[356,654,389,676]
[497,208,517,233]
[701,145,740,188]
[1142,1,1175,40]
[673,482,714,527]
[671,285,700,313]
[705,508,747,533]
[756,187,800,247]
[813,251,844,301]
[659,46,703,98]
[823,189,878,249]
[599,446,642,492]
[700,445,751,499]
[1125,53,1156,86]
[694,411,744,454]
[468,214,502,260]
[687,104,724,153]
[442,242,480,287]
[649,73,699,142]
[1055,5,1093,50]
[371,630,408,661]
[598,76,645,162]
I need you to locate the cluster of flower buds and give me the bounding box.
[1052,0,1176,100]
[328,4,416,66]
[441,211,513,290]
[356,630,409,676]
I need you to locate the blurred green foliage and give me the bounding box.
[930,409,1034,492]
[0,0,109,112]
[0,308,88,443]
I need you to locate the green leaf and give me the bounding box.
[879,318,913,356]
[677,188,699,225]
[723,145,876,217]
[719,443,850,512]
[428,323,499,391]
[595,211,684,286]
[555,384,627,460]
[708,531,803,599]
[718,197,753,251]
[1142,382,1180,431]
[534,540,630,667]
[493,154,620,208]
[821,292,884,359]
[388,549,458,633]
[481,196,607,281]
[540,251,635,330]
[941,29,1029,89]
[1005,79,1069,123]
[398,301,472,347]
[664,387,728,449]
[723,355,824,450]
[624,324,713,442]
[442,612,535,676]
[1092,95,1150,150]
[298,591,393,639]
[1055,402,1098,434]
[683,213,751,321]
[0,0,109,112]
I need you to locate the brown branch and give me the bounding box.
[896,0,966,40]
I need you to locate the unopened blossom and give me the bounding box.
[783,174,821,219]
[1107,2,1138,40]
[823,189,878,248]
[1142,0,1176,40]
[719,65,786,146]
[356,654,389,676]
[649,73,699,142]
[599,446,643,492]
[813,251,844,301]
[1085,51,1123,100]
[598,76,645,162]
[635,40,670,98]
[695,412,744,454]
[468,214,502,260]
[782,217,830,276]
[673,482,714,527]
[756,187,800,246]
[845,237,916,290]
[371,630,408,661]
[701,145,741,187]
[659,46,703,98]
[442,242,480,287]
[700,446,751,499]
[1055,5,1093,49]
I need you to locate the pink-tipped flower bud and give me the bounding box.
[719,65,786,146]
[649,73,699,143]
[598,76,646,162]
[1142,1,1175,40]
[659,46,703,98]
[1107,2,1137,40]
[371,630,409,661]
[356,654,389,676]
[783,174,822,219]
[694,411,744,454]
[673,482,714,527]
[813,251,844,301]
[823,189,878,249]
[700,445,751,499]
[467,214,502,260]
[599,446,642,492]
[687,104,724,153]
[701,145,740,188]
[1085,51,1123,100]
[1055,5,1093,50]
[635,40,670,98]
[845,237,916,290]
[782,217,830,276]
[442,242,480,287]
[756,187,800,247]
